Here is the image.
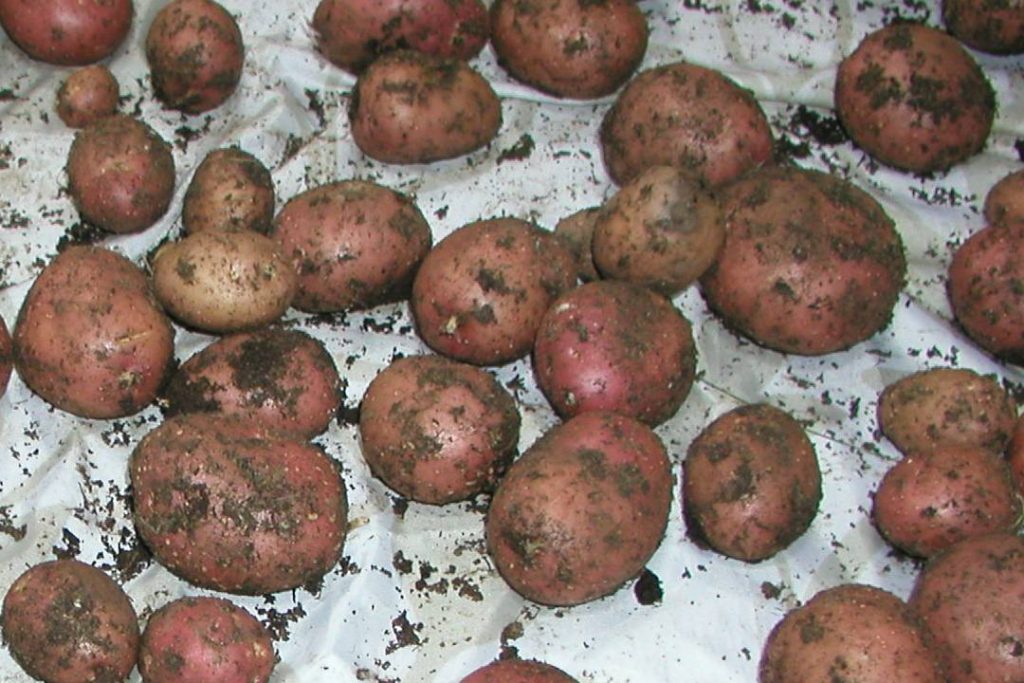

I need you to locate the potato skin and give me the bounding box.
[0,0,133,66]
[271,180,433,313]
[14,246,175,419]
[359,354,521,504]
[461,658,579,682]
[490,0,648,99]
[1,559,140,683]
[532,280,697,426]
[183,148,275,235]
[944,0,1024,55]
[56,64,119,129]
[835,22,995,174]
[349,49,502,164]
[130,413,348,595]
[139,597,275,683]
[683,404,821,562]
[162,328,341,439]
[66,114,176,234]
[759,583,945,683]
[984,169,1024,228]
[486,411,672,606]
[700,166,906,355]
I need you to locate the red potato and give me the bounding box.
[139,597,275,683]
[554,206,601,282]
[2,559,140,683]
[532,280,697,426]
[0,314,11,399]
[0,0,133,66]
[944,0,1024,54]
[182,148,275,235]
[462,658,579,682]
[835,22,995,174]
[13,246,175,419]
[145,0,244,114]
[56,64,120,129]
[486,411,672,606]
[1008,414,1024,490]
[985,169,1024,228]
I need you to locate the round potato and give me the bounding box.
[462,658,579,682]
[151,228,298,334]
[554,206,601,282]
[2,559,140,683]
[271,180,433,312]
[944,0,1024,55]
[0,0,133,66]
[56,64,119,128]
[349,49,502,164]
[14,245,175,419]
[984,168,1024,228]
[183,147,275,235]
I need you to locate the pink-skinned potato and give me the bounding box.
[56,64,120,128]
[461,658,579,683]
[985,168,1024,228]
[0,0,133,66]
[944,0,1024,56]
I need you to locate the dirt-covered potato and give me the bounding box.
[130,413,348,595]
[944,0,1024,54]
[0,314,11,399]
[410,217,577,366]
[359,354,520,504]
[56,64,119,128]
[599,61,774,187]
[139,596,275,683]
[554,206,600,282]
[683,404,822,562]
[532,280,697,426]
[835,22,995,174]
[2,559,140,683]
[151,228,298,334]
[461,658,579,682]
[14,246,175,419]
[0,0,133,65]
[909,532,1024,683]
[271,180,433,312]
[145,0,244,114]
[349,49,502,164]
[760,583,945,683]
[985,168,1024,228]
[490,0,648,99]
[486,411,672,606]
[183,148,275,235]
[700,165,906,355]
[66,114,175,234]
[162,328,341,439]
[592,165,723,296]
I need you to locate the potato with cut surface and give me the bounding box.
[944,0,1024,55]
[0,0,133,66]
[462,658,579,682]
[56,64,119,128]
[183,148,275,235]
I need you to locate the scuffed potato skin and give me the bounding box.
[0,0,133,66]
[182,147,275,235]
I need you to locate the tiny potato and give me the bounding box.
[944,0,1024,55]
[462,658,579,682]
[56,64,119,128]
[0,0,133,66]
[984,168,1024,228]
[182,148,275,235]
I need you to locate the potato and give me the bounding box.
[130,413,348,594]
[490,0,648,99]
[66,114,176,234]
[984,169,1024,228]
[759,583,944,683]
[944,0,1024,55]
[683,404,821,562]
[909,532,1024,683]
[162,328,341,439]
[591,165,723,296]
[532,280,697,426]
[139,596,275,683]
[271,180,432,313]
[877,367,1017,456]
[0,0,133,66]
[312,0,490,74]
[461,658,579,682]
[56,64,119,129]
[182,148,275,235]
[700,165,906,355]
[13,245,175,419]
[410,217,577,366]
[151,228,298,334]
[1008,413,1024,490]
[0,314,11,399]
[599,61,774,187]
[349,49,502,164]
[359,354,520,504]
[2,559,140,683]
[554,206,600,282]
[835,22,995,174]
[486,411,672,606]
[145,0,244,114]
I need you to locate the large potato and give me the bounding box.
[182,147,275,235]
[0,0,133,65]
[14,246,175,419]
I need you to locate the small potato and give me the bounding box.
[349,49,502,164]
[760,584,944,683]
[162,328,341,439]
[2,559,140,683]
[139,597,275,683]
[130,413,348,594]
[271,180,432,312]
[14,245,175,419]
[554,206,601,282]
[66,114,176,234]
[0,314,11,398]
[984,168,1024,228]
[151,228,298,334]
[591,165,723,296]
[944,0,1024,55]
[359,354,521,504]
[835,22,995,174]
[683,404,822,562]
[461,658,579,683]
[490,0,648,99]
[486,411,672,606]
[877,367,1017,455]
[56,64,119,128]
[182,147,275,235]
[0,0,133,66]
[145,0,244,114]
